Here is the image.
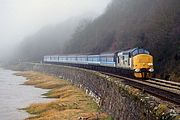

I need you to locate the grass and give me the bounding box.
[17,71,109,120]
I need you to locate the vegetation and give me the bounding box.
[16,0,180,81]
[17,71,109,120]
[65,0,180,81]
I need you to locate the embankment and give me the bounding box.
[11,63,180,120]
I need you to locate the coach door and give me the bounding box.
[116,54,121,67]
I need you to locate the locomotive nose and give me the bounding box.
[133,54,154,78]
[133,54,153,69]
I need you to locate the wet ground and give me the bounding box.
[0,68,50,120]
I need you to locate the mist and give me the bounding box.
[0,0,111,60]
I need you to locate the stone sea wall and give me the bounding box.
[13,62,179,120]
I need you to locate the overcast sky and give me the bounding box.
[0,0,111,59]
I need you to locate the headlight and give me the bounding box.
[135,69,140,72]
[149,68,154,72]
[148,63,153,66]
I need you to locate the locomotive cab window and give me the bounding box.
[144,50,150,54]
[139,49,144,54]
[132,48,150,56]
[132,49,138,56]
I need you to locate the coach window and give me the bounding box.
[101,57,106,62]
[93,57,96,61]
[107,56,113,62]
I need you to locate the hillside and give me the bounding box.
[65,0,180,81]
[16,0,180,81]
[16,18,81,62]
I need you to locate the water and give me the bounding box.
[0,68,50,120]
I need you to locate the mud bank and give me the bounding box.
[18,71,109,120]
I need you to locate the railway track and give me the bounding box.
[100,72,180,105]
[146,79,180,91]
[151,78,180,88]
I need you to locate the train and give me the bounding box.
[43,47,154,78]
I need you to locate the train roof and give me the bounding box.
[100,53,115,56]
[115,47,149,53]
[44,47,150,57]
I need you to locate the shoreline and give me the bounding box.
[0,68,52,120]
[17,71,110,120]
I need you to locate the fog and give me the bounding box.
[0,0,111,60]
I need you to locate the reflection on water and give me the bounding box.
[0,68,50,120]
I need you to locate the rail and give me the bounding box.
[100,72,180,105]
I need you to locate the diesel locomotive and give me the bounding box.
[43,48,154,78]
